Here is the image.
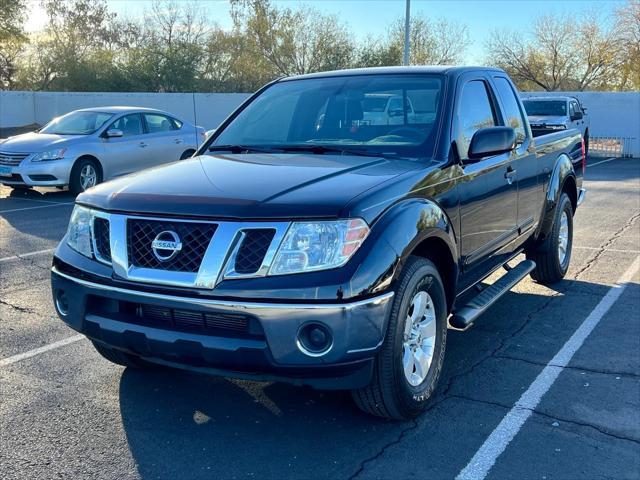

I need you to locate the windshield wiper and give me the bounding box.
[208,144,278,154]
[276,144,404,160]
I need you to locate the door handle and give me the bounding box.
[139,142,148,148]
[174,138,183,144]
[504,166,517,185]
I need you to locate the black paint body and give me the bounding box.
[52,67,584,387]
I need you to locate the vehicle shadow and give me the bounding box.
[117,279,612,479]
[5,186,76,202]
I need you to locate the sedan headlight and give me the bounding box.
[31,148,67,162]
[269,219,369,275]
[67,205,93,258]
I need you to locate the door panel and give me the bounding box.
[101,113,151,178]
[454,78,518,270]
[492,76,538,230]
[142,113,185,166]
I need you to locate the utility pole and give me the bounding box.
[403,0,411,65]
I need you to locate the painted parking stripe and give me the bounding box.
[0,335,85,367]
[456,256,640,480]
[588,157,618,168]
[0,248,55,263]
[0,202,74,214]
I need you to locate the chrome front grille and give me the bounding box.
[127,219,217,272]
[92,214,289,289]
[234,229,276,274]
[0,151,30,166]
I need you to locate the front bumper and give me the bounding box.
[51,266,394,389]
[0,158,73,186]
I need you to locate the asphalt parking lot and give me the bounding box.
[1,156,638,480]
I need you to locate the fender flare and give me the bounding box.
[350,198,459,304]
[536,153,576,242]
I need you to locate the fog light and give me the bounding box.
[297,323,333,357]
[55,290,69,317]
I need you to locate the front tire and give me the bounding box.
[180,149,196,160]
[69,157,102,194]
[527,192,573,284]
[351,256,447,419]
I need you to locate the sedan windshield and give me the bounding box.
[522,100,567,117]
[211,74,444,158]
[40,111,113,135]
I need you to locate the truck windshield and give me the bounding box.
[40,111,113,135]
[211,74,444,158]
[522,100,567,116]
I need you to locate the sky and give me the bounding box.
[24,0,626,63]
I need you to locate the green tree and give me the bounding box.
[0,0,27,89]
[231,0,355,77]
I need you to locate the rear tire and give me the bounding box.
[180,149,196,160]
[527,192,573,284]
[91,340,154,369]
[351,256,448,419]
[69,157,102,194]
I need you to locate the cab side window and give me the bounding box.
[493,76,527,145]
[109,114,143,137]
[457,80,496,159]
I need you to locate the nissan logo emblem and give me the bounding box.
[151,230,182,261]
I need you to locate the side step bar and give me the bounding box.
[450,259,536,330]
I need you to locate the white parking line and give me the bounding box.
[0,202,74,214]
[588,157,618,168]
[0,196,71,205]
[0,335,85,367]
[456,256,640,480]
[0,248,55,263]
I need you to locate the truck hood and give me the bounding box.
[78,153,421,220]
[0,132,87,152]
[527,115,568,126]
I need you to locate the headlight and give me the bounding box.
[31,148,67,162]
[67,205,93,258]
[269,219,369,275]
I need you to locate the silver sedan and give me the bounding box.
[0,107,205,193]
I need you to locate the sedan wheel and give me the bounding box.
[80,164,97,190]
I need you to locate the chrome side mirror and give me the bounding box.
[105,129,124,138]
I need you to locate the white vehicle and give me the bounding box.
[522,96,590,152]
[0,107,206,193]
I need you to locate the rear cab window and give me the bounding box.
[492,76,528,145]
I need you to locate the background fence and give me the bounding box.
[1,90,638,157]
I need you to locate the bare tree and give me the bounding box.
[615,0,640,89]
[355,15,469,67]
[485,12,625,91]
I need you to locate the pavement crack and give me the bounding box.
[347,419,419,480]
[347,396,450,480]
[449,394,640,446]
[572,212,640,280]
[494,354,640,379]
[0,299,35,314]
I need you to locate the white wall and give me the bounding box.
[0,91,251,131]
[1,90,639,156]
[523,91,640,157]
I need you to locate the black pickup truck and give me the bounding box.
[51,67,585,419]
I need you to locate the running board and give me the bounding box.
[450,260,536,330]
